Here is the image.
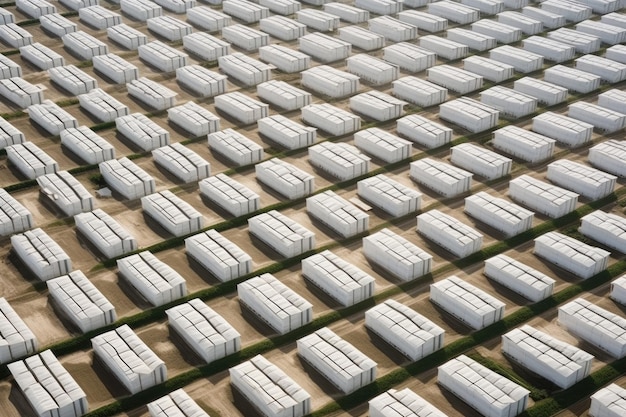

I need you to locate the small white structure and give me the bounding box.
[11,228,71,281]
[509,175,578,219]
[396,115,452,148]
[259,15,306,41]
[166,299,241,363]
[148,389,209,417]
[544,65,601,94]
[338,26,385,52]
[48,65,97,96]
[580,210,626,253]
[238,273,312,333]
[8,350,87,417]
[92,54,139,84]
[127,77,177,111]
[0,8,12,25]
[569,102,626,133]
[199,174,260,217]
[0,117,23,150]
[589,384,626,417]
[222,0,269,23]
[354,128,411,163]
[297,327,377,393]
[302,250,375,306]
[120,0,162,21]
[532,112,593,148]
[368,16,418,42]
[0,23,32,48]
[219,53,272,87]
[27,100,77,136]
[588,140,626,177]
[16,0,56,19]
[138,41,188,72]
[99,157,155,200]
[48,271,116,333]
[152,142,210,183]
[185,229,252,281]
[258,114,315,150]
[0,188,32,236]
[383,43,436,74]
[410,158,473,198]
[503,325,593,389]
[542,0,591,22]
[307,191,369,238]
[183,32,230,62]
[418,210,483,258]
[397,10,448,32]
[142,190,203,237]
[480,86,538,118]
[514,77,568,107]
[489,46,543,73]
[214,92,269,125]
[75,209,137,259]
[370,388,447,417]
[309,141,369,181]
[258,45,310,74]
[0,297,37,364]
[356,0,401,14]
[248,211,315,258]
[19,43,65,71]
[392,77,447,108]
[186,7,231,32]
[324,2,369,23]
[176,65,227,98]
[451,143,512,180]
[492,126,555,164]
[535,232,610,279]
[92,325,167,394]
[7,142,58,180]
[430,277,505,329]
[602,12,626,28]
[207,128,264,166]
[363,228,433,282]
[420,36,468,61]
[446,28,497,52]
[462,0,504,15]
[116,113,170,152]
[346,54,399,86]
[366,300,444,361]
[37,171,94,217]
[297,9,339,32]
[439,97,499,133]
[465,192,533,237]
[522,6,565,29]
[299,32,351,63]
[118,251,187,306]
[350,91,405,122]
[107,24,148,50]
[357,174,421,217]
[301,66,360,99]
[576,54,626,84]
[79,5,122,29]
[78,88,129,123]
[256,158,314,200]
[547,28,600,54]
[547,160,616,200]
[301,103,361,136]
[577,20,626,45]
[0,77,43,108]
[62,31,108,60]
[472,19,522,44]
[498,11,543,35]
[260,0,300,15]
[0,54,22,79]
[221,24,269,52]
[523,36,575,63]
[428,1,480,24]
[230,355,311,417]
[167,101,220,137]
[559,298,626,358]
[484,255,554,302]
[147,16,192,41]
